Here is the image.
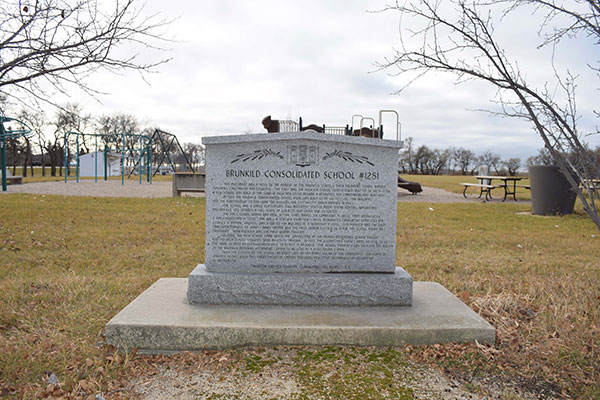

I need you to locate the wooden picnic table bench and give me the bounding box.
[460,182,500,201]
[477,175,523,202]
[461,176,526,201]
[580,179,599,194]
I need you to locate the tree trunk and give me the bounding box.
[22,138,31,177]
[49,143,57,176]
[22,156,27,177]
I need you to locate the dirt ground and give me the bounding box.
[128,348,549,400]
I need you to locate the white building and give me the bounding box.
[78,152,122,177]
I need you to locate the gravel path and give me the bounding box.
[397,186,472,203]
[2,180,530,203]
[1,180,173,198]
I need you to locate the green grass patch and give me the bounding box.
[293,347,414,399]
[244,354,280,373]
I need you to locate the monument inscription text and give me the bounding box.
[204,134,400,273]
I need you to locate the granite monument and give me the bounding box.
[187,131,413,306]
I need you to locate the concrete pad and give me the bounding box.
[106,278,495,353]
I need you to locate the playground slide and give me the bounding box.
[398,176,423,194]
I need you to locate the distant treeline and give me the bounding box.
[399,137,600,176]
[2,104,204,177]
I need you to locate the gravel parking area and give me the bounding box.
[2,180,529,203]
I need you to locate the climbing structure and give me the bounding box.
[129,129,195,177]
[261,110,401,141]
[0,114,32,191]
[64,131,153,185]
[64,128,196,184]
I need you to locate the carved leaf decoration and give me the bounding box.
[322,150,374,166]
[231,149,284,163]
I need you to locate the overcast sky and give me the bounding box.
[45,0,600,161]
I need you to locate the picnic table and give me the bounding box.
[581,178,600,194]
[461,175,526,202]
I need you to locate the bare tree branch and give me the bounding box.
[0,0,172,107]
[378,0,600,230]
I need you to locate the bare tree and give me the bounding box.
[16,134,32,177]
[18,109,47,176]
[43,135,62,176]
[504,157,521,176]
[414,144,433,174]
[428,148,450,175]
[378,0,600,230]
[4,134,25,175]
[399,136,417,173]
[60,103,92,154]
[479,151,502,175]
[0,0,171,106]
[183,142,204,169]
[527,148,554,166]
[96,112,140,147]
[49,103,90,175]
[454,147,476,175]
[97,113,139,137]
[446,146,458,174]
[96,113,142,171]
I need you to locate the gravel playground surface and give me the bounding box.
[1,180,173,198]
[2,180,530,204]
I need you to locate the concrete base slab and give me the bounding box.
[188,264,413,306]
[106,278,495,353]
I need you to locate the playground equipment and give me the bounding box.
[64,131,153,185]
[0,114,32,192]
[64,128,196,184]
[128,129,195,178]
[398,176,423,194]
[261,110,402,141]
[261,112,420,193]
[263,115,350,136]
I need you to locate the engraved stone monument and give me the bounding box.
[187,131,413,306]
[106,130,496,351]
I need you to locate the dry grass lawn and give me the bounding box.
[0,192,598,398]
